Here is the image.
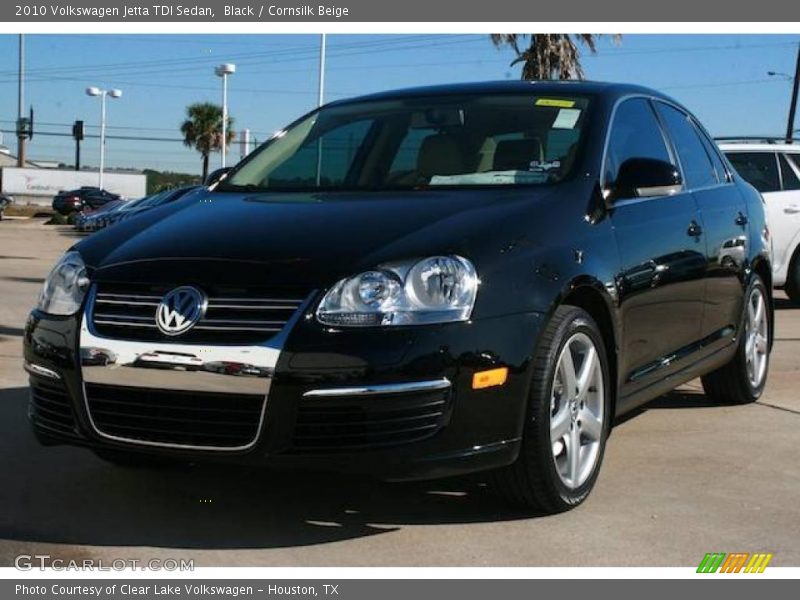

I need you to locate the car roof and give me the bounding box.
[718,142,800,152]
[325,80,676,108]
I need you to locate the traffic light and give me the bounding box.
[72,120,85,141]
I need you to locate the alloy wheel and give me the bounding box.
[549,332,605,490]
[745,286,769,389]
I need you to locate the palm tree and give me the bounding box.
[490,34,619,81]
[180,102,235,181]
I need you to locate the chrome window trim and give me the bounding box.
[651,98,732,189]
[599,93,676,194]
[302,378,452,398]
[600,94,734,203]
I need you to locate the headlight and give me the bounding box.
[317,255,478,327]
[37,251,90,316]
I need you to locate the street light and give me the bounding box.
[214,63,236,168]
[86,86,122,189]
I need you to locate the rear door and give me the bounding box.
[606,97,707,394]
[654,101,746,345]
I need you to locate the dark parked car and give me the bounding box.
[0,193,13,220]
[52,187,121,215]
[24,82,772,513]
[101,186,201,228]
[74,198,128,232]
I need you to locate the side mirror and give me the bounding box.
[609,158,683,202]
[205,167,233,187]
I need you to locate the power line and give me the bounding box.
[0,128,184,142]
[0,35,479,79]
[662,77,785,90]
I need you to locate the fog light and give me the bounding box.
[472,367,508,390]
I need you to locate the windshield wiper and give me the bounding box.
[216,182,275,193]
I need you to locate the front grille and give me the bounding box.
[85,383,265,449]
[91,282,309,344]
[292,388,451,452]
[30,379,78,437]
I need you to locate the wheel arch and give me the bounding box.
[750,256,775,351]
[558,277,620,419]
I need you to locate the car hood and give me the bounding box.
[77,188,558,288]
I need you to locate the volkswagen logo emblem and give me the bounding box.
[155,286,207,336]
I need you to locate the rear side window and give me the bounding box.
[779,154,800,191]
[604,98,672,186]
[725,152,780,193]
[654,102,717,189]
[697,129,730,183]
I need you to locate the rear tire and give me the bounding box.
[701,276,770,405]
[785,254,800,305]
[492,305,611,513]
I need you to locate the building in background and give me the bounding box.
[0,166,146,206]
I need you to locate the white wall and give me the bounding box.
[0,167,147,201]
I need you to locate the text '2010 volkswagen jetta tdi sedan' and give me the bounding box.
[24,82,772,513]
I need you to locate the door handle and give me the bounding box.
[785,205,800,215]
[735,212,748,226]
[687,221,703,237]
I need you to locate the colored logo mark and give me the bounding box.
[697,552,773,573]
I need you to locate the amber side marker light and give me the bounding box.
[472,367,508,390]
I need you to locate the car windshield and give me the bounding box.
[219,93,591,192]
[123,194,159,209]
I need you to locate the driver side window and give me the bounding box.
[605,98,672,187]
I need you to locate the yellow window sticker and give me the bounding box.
[535,98,576,108]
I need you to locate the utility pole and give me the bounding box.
[786,43,800,143]
[16,34,26,167]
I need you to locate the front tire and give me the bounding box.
[493,305,610,513]
[701,276,770,404]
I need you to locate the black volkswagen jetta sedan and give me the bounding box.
[24,81,772,513]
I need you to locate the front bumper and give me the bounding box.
[23,302,545,481]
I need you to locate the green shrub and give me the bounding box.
[46,213,68,225]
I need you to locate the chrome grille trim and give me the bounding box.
[90,284,310,342]
[79,291,314,452]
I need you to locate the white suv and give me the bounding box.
[719,139,800,303]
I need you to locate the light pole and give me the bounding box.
[16,34,26,167]
[215,63,236,168]
[768,44,800,143]
[86,86,122,189]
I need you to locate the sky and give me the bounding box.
[0,33,798,175]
